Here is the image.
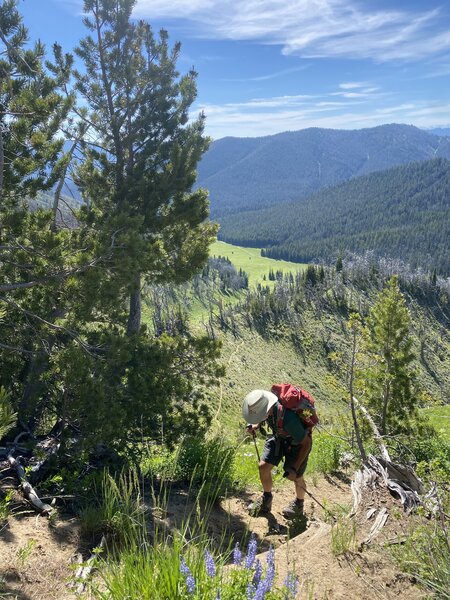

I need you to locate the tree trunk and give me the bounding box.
[349,328,367,462]
[127,273,141,336]
[0,126,4,200]
[52,138,78,230]
[380,380,390,436]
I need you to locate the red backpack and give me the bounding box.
[271,383,319,434]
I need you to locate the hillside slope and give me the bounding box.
[198,124,450,216]
[218,158,450,275]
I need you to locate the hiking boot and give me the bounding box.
[248,493,273,516]
[282,498,304,520]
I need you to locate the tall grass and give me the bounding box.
[87,436,300,599]
[392,496,450,599]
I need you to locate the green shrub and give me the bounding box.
[176,435,236,501]
[307,433,344,475]
[392,503,450,598]
[408,434,450,487]
[330,516,356,556]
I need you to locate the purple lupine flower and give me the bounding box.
[244,535,257,569]
[233,542,242,566]
[246,582,256,600]
[180,558,190,577]
[264,546,275,592]
[186,574,196,594]
[205,549,216,577]
[283,573,299,599]
[180,558,196,594]
[254,579,267,600]
[252,559,263,587]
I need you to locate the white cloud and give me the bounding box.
[339,82,369,90]
[132,0,449,62]
[191,89,450,138]
[223,65,311,83]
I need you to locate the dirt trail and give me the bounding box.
[216,475,424,600]
[0,474,424,600]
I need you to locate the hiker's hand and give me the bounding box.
[246,424,258,436]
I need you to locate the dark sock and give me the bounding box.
[263,491,273,498]
[295,498,304,506]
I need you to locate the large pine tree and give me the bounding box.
[74,0,217,335]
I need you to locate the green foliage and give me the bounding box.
[47,333,222,450]
[143,435,237,501]
[392,502,450,599]
[0,0,72,199]
[74,0,217,336]
[409,434,450,488]
[0,0,220,463]
[422,406,450,442]
[0,386,16,440]
[79,469,145,548]
[176,436,235,497]
[306,433,344,475]
[358,276,417,437]
[15,539,37,566]
[93,527,298,600]
[330,516,356,557]
[0,490,13,523]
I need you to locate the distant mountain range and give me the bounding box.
[218,158,450,275]
[428,127,450,137]
[197,124,450,217]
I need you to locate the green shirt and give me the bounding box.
[268,403,307,444]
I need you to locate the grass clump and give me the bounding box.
[79,469,145,547]
[143,434,237,501]
[330,515,356,557]
[392,500,450,598]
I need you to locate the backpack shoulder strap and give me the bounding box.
[276,403,285,434]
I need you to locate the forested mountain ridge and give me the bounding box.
[218,158,450,274]
[197,124,450,216]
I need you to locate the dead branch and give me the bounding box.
[6,453,53,515]
[73,535,107,595]
[352,396,391,462]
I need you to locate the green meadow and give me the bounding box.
[421,405,450,441]
[210,240,306,286]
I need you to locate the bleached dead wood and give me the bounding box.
[350,397,427,518]
[352,397,391,462]
[6,453,53,514]
[74,535,106,595]
[363,507,389,545]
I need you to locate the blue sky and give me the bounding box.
[19,0,450,139]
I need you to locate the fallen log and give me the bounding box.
[6,453,53,515]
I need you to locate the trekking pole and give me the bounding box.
[252,431,261,463]
[298,484,336,520]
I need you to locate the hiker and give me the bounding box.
[243,388,313,519]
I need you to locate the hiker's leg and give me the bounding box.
[259,461,274,493]
[259,436,281,493]
[295,476,306,500]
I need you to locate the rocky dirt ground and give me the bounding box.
[0,474,424,600]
